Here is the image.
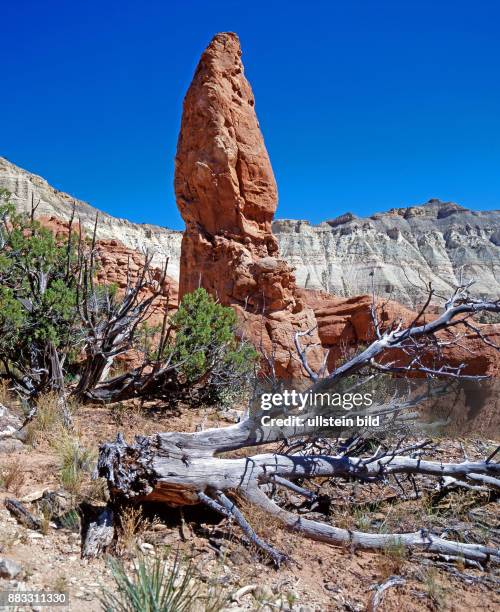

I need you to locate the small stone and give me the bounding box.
[0,557,22,579]
[0,438,24,453]
[151,524,168,532]
[220,409,243,423]
[20,489,48,503]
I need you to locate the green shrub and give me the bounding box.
[168,288,258,404]
[0,191,81,398]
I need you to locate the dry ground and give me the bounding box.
[0,400,499,611]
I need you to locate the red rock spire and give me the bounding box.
[175,32,322,378]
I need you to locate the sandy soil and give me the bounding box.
[0,403,499,611]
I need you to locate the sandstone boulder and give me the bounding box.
[299,288,499,377]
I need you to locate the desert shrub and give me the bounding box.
[474,309,500,324]
[100,551,198,612]
[0,457,26,495]
[168,288,258,404]
[0,191,258,409]
[0,191,82,400]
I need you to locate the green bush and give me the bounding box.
[0,190,258,408]
[168,288,258,404]
[0,191,81,393]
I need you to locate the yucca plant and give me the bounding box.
[99,551,198,612]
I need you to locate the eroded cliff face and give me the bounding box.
[0,156,183,281]
[299,289,500,377]
[274,200,500,307]
[174,32,323,378]
[2,157,499,310]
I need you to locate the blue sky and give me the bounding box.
[2,1,499,230]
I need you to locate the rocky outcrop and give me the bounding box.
[0,156,183,280]
[274,200,500,307]
[2,157,499,310]
[174,32,322,378]
[39,216,178,318]
[299,289,500,377]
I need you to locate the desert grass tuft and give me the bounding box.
[25,393,62,446]
[421,567,447,609]
[116,506,161,557]
[379,538,408,578]
[50,427,95,496]
[0,457,26,495]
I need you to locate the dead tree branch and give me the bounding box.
[95,283,500,565]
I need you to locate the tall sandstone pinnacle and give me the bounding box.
[174,32,322,378]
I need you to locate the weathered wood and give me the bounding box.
[243,486,500,564]
[96,426,500,564]
[198,491,287,566]
[95,287,500,565]
[4,498,41,530]
[81,506,114,559]
[369,576,406,612]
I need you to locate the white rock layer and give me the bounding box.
[1,157,498,307]
[0,157,182,279]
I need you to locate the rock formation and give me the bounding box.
[274,200,500,307]
[0,156,183,280]
[2,156,499,310]
[174,32,322,378]
[300,289,500,377]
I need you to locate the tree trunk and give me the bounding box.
[96,422,500,565]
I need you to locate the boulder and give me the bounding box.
[0,404,22,439]
[0,557,22,579]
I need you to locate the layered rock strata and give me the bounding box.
[2,156,499,310]
[275,201,500,307]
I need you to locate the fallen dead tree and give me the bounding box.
[93,283,500,565]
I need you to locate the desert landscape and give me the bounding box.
[0,29,499,612]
